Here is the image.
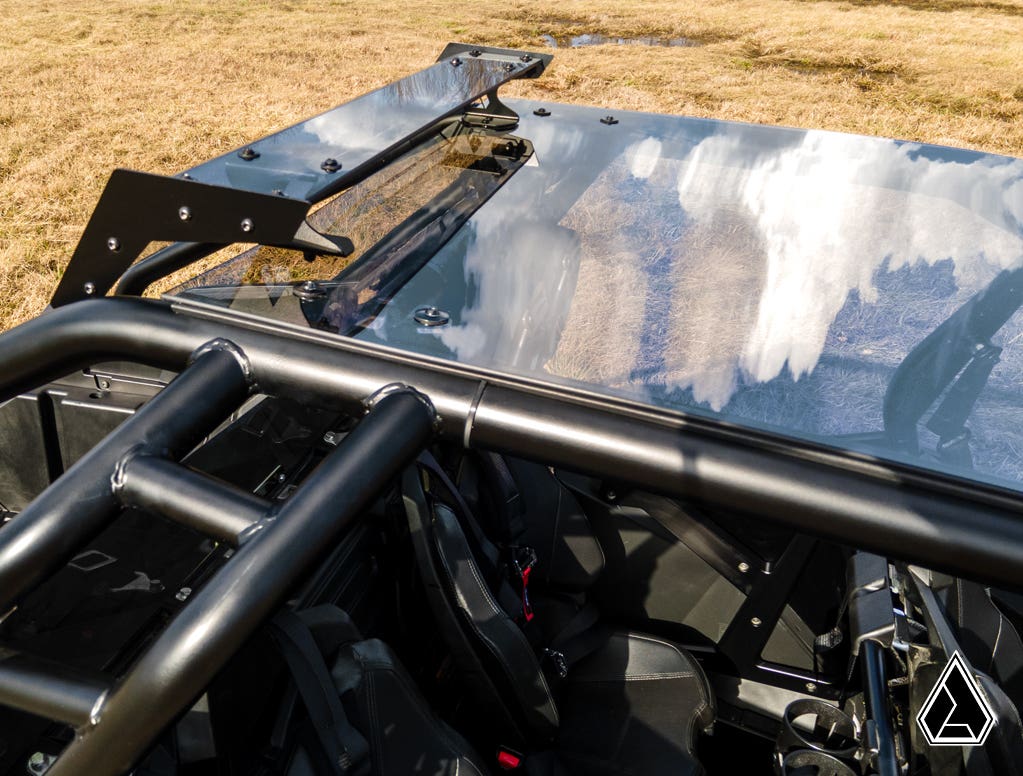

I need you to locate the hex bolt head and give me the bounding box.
[175,587,192,602]
[520,54,533,62]
[738,561,750,573]
[533,107,551,117]
[83,281,96,295]
[751,617,763,628]
[600,115,619,125]
[107,236,121,252]
[238,147,260,161]
[321,157,341,173]
[469,49,482,57]
[178,205,192,221]
[450,57,462,67]
[240,218,254,233]
[805,682,817,693]
[503,62,516,72]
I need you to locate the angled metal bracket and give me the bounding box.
[52,42,554,307]
[51,170,353,307]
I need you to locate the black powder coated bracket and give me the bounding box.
[50,42,553,308]
[50,169,354,307]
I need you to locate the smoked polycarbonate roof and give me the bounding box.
[351,99,1023,494]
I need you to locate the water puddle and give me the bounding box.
[541,33,700,49]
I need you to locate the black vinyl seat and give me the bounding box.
[278,606,490,776]
[401,454,714,775]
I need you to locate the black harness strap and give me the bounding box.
[267,610,370,775]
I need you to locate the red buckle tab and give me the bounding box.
[511,546,537,624]
[521,566,534,622]
[497,749,522,770]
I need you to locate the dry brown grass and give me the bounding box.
[2,0,1023,329]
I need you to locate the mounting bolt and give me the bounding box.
[738,562,750,573]
[277,472,287,483]
[106,236,120,252]
[321,157,341,173]
[181,172,192,179]
[805,682,817,693]
[413,306,450,327]
[27,752,55,775]
[98,378,111,390]
[450,57,462,67]
[323,430,342,446]
[83,281,96,296]
[240,218,254,233]
[175,587,192,602]
[751,617,762,628]
[238,147,260,161]
[600,115,619,125]
[469,49,482,57]
[605,490,617,502]
[503,62,515,72]
[533,107,551,117]
[272,188,285,196]
[294,279,326,301]
[178,205,192,221]
[520,54,533,62]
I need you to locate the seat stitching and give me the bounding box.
[571,671,695,683]
[991,609,1004,675]
[622,631,687,660]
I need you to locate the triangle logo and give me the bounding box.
[917,651,996,747]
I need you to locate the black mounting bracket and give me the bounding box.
[51,43,554,307]
[50,170,353,307]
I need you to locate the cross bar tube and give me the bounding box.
[115,455,268,545]
[0,342,251,613]
[47,388,435,776]
[2,298,1023,593]
[0,653,108,728]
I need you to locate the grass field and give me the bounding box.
[2,0,1022,329]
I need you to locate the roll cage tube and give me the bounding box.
[0,335,436,774]
[3,297,1023,596]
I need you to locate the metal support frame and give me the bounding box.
[48,387,434,775]
[862,640,900,776]
[0,320,436,774]
[2,297,1023,594]
[0,345,252,612]
[717,535,822,695]
[0,654,107,727]
[114,241,222,297]
[116,455,267,545]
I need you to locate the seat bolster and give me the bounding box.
[433,504,561,738]
[332,638,490,776]
[555,632,713,776]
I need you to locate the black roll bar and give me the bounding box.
[47,387,435,775]
[0,344,252,613]
[1,297,1023,595]
[0,310,436,772]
